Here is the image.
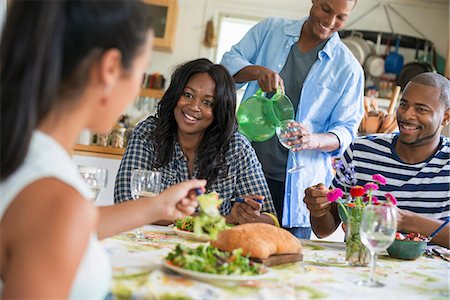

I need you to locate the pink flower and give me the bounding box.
[327,188,343,202]
[364,182,379,192]
[363,195,379,203]
[372,174,387,186]
[371,196,379,204]
[385,193,397,205]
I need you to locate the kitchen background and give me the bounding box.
[1,0,449,240]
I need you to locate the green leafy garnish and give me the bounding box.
[197,192,222,217]
[175,192,230,240]
[166,244,264,275]
[174,216,194,232]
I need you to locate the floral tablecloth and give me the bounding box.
[103,225,449,300]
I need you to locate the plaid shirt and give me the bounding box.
[114,117,276,216]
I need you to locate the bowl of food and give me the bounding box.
[387,232,428,260]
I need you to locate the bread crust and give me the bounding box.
[211,223,302,259]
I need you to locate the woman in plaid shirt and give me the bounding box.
[114,58,278,226]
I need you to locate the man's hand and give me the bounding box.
[304,183,331,218]
[282,121,323,151]
[256,67,284,93]
[396,207,414,232]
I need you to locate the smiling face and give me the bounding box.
[396,82,447,147]
[305,0,354,41]
[174,72,215,138]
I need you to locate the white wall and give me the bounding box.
[147,0,449,79]
[72,155,121,207]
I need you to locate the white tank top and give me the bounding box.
[0,131,111,299]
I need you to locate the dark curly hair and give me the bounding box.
[151,58,237,187]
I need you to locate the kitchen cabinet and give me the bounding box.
[72,88,165,205]
[144,0,178,52]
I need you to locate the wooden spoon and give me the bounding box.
[365,110,384,134]
[363,97,383,134]
[384,116,399,133]
[379,86,401,133]
[359,97,372,133]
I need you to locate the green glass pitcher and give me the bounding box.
[236,87,294,142]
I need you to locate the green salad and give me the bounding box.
[174,192,230,240]
[174,216,194,232]
[165,244,265,275]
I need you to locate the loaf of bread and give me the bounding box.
[211,223,302,259]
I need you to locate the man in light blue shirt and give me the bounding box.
[221,0,364,238]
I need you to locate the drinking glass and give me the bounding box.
[357,204,397,287]
[78,165,108,201]
[275,119,305,173]
[130,169,162,239]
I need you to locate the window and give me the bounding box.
[215,15,258,63]
[215,15,259,103]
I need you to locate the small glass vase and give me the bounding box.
[345,208,370,266]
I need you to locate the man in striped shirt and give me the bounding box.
[304,72,449,248]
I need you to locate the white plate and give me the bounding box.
[169,225,211,242]
[162,260,271,286]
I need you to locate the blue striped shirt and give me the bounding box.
[332,134,450,220]
[114,117,276,216]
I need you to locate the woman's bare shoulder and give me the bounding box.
[1,177,98,297]
[2,177,97,248]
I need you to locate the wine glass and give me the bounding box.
[275,119,304,173]
[357,204,397,287]
[78,165,108,201]
[130,169,162,239]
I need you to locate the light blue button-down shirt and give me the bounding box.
[221,17,364,227]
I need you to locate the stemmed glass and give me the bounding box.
[275,119,305,173]
[130,169,162,239]
[358,204,397,287]
[78,165,108,201]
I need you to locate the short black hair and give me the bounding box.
[410,72,450,109]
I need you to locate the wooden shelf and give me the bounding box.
[140,88,165,98]
[73,144,125,159]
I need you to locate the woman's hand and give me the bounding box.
[154,179,206,221]
[228,195,264,224]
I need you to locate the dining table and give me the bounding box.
[103,225,449,300]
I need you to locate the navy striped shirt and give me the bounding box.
[114,117,276,216]
[332,134,450,220]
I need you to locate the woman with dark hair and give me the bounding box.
[115,58,278,225]
[0,1,205,298]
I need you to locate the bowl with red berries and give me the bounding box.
[387,232,429,260]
